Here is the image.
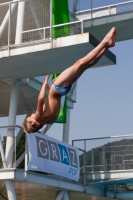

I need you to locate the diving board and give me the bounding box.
[0,33,116,81]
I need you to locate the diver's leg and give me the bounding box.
[54,27,116,87]
[70,47,108,84]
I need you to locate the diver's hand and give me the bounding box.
[44,76,50,89]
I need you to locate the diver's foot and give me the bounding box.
[103,27,116,48]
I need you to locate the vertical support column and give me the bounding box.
[0,1,17,38]
[25,136,28,172]
[50,0,53,48]
[0,135,7,168]
[5,80,19,200]
[90,0,93,26]
[81,20,83,34]
[5,80,19,167]
[72,0,78,16]
[64,83,76,143]
[6,180,17,200]
[8,3,11,46]
[62,108,70,144]
[15,1,25,44]
[63,191,69,200]
[55,191,64,200]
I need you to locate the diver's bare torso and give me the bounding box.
[40,86,61,124]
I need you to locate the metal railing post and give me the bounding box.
[111,155,113,170]
[122,155,125,170]
[81,21,83,34]
[103,148,105,171]
[43,28,46,40]
[50,0,53,48]
[114,153,116,170]
[90,0,93,26]
[105,158,107,171]
[15,0,26,44]
[8,2,11,46]
[84,140,86,185]
[25,135,28,171]
[0,135,7,168]
[109,6,111,15]
[122,160,125,170]
[92,148,94,172]
[14,128,16,168]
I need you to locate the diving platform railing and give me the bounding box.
[0,0,84,49]
[0,0,132,49]
[72,134,133,199]
[0,0,116,82]
[76,0,133,19]
[73,134,133,182]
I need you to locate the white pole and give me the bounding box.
[72,0,78,16]
[25,136,28,171]
[8,2,11,46]
[63,191,69,200]
[0,135,7,168]
[50,0,53,48]
[5,80,19,167]
[55,191,64,200]
[0,1,17,38]
[62,108,71,144]
[15,1,25,44]
[6,180,17,200]
[90,0,93,26]
[5,80,19,200]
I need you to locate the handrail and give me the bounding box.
[0,125,21,129]
[0,0,29,7]
[76,0,133,14]
[73,134,133,173]
[22,21,82,34]
[72,134,133,142]
[0,0,131,48]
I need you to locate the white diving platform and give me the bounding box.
[0,32,116,117]
[0,33,116,81]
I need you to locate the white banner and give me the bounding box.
[27,133,80,181]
